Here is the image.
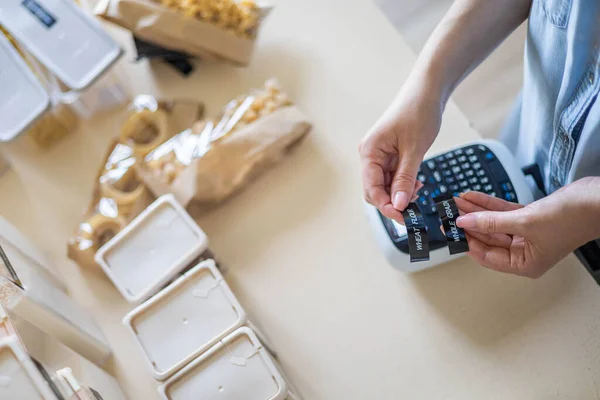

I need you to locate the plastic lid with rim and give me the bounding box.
[159,327,288,400]
[123,259,246,381]
[0,34,50,142]
[96,194,209,304]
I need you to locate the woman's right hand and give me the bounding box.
[359,80,444,221]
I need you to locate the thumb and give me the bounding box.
[456,209,526,235]
[391,157,420,211]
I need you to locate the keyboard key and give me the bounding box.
[490,191,497,197]
[461,163,470,170]
[456,173,465,180]
[469,177,478,184]
[418,174,426,183]
[439,185,448,194]
[457,155,467,163]
[427,160,436,170]
[445,153,454,160]
[434,188,441,196]
[419,196,428,208]
[468,155,478,163]
[466,148,475,155]
[446,176,455,184]
[472,184,482,191]
[449,159,458,166]
[440,162,449,169]
[460,180,469,188]
[501,182,514,191]
[450,184,459,192]
[485,152,495,160]
[484,184,493,192]
[477,169,486,177]
[433,171,442,182]
[429,176,436,184]
[453,192,461,197]
[477,145,488,152]
[452,166,461,174]
[473,162,482,170]
[504,191,517,201]
[480,177,489,184]
[465,170,474,177]
[443,170,453,177]
[435,156,446,163]
[453,149,464,156]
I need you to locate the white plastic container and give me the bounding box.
[123,259,246,380]
[0,33,50,142]
[0,275,112,367]
[12,314,128,400]
[0,336,60,399]
[0,0,122,91]
[158,327,288,400]
[0,216,67,292]
[95,194,209,304]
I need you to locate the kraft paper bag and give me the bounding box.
[95,0,271,65]
[138,105,311,211]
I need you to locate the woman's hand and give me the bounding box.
[359,81,443,221]
[454,177,600,278]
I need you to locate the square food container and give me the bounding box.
[158,327,288,400]
[95,194,209,303]
[0,0,122,91]
[123,259,246,381]
[0,33,50,142]
[0,336,60,399]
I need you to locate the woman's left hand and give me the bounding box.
[453,177,600,278]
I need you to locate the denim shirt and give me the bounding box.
[500,0,600,195]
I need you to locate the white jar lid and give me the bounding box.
[0,34,49,142]
[96,194,209,304]
[0,0,122,91]
[123,260,246,380]
[159,327,288,400]
[0,337,59,399]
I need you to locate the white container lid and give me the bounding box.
[0,33,50,142]
[0,337,58,399]
[159,327,288,400]
[95,194,209,303]
[123,259,246,381]
[0,0,122,91]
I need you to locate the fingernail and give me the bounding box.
[393,191,408,210]
[456,215,477,228]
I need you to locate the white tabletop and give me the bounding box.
[1,0,600,399]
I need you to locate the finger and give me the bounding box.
[460,191,524,212]
[455,196,487,214]
[390,156,421,211]
[362,160,404,221]
[466,233,516,274]
[456,209,526,235]
[465,230,512,249]
[410,181,424,202]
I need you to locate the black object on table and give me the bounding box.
[133,36,195,76]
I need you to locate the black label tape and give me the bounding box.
[22,0,57,28]
[434,193,469,255]
[401,203,430,262]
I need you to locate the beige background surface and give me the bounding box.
[1,0,600,399]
